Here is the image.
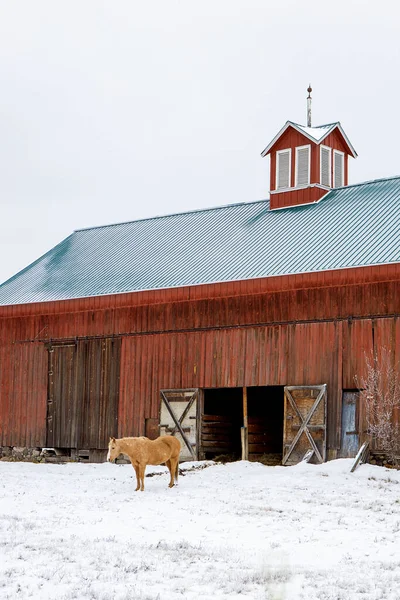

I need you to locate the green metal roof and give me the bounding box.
[1,176,400,306]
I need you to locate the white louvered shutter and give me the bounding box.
[277,150,291,189]
[296,146,310,186]
[334,151,344,188]
[320,146,331,187]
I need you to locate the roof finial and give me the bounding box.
[307,84,312,128]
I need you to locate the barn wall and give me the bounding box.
[1,266,400,452]
[1,276,400,342]
[0,341,47,447]
[118,321,343,450]
[1,263,400,318]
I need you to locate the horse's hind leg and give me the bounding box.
[166,459,174,488]
[169,457,178,488]
[175,459,179,484]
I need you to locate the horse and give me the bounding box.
[107,435,181,492]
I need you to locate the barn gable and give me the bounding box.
[0,175,400,306]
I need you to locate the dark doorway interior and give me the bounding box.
[202,388,243,460]
[248,386,284,464]
[201,386,284,463]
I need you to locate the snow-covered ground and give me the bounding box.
[1,459,400,600]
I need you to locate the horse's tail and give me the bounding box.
[175,461,179,483]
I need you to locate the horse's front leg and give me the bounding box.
[131,462,140,491]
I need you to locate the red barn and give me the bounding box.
[1,103,400,465]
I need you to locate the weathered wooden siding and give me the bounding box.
[1,263,400,319]
[47,339,121,450]
[1,265,400,452]
[2,276,400,340]
[118,321,343,450]
[0,342,47,447]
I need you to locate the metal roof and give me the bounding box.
[260,120,358,158]
[1,175,400,306]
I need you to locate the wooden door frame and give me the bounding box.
[283,384,327,465]
[160,388,201,460]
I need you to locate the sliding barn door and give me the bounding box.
[47,343,78,448]
[47,339,121,450]
[160,389,199,461]
[283,385,327,465]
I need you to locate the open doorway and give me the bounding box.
[201,386,284,464]
[248,386,284,464]
[201,388,243,460]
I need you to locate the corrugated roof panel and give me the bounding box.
[1,176,400,305]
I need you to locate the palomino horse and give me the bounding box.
[107,435,181,492]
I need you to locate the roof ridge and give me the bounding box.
[74,197,270,233]
[75,175,400,234]
[289,120,338,129]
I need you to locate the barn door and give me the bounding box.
[77,339,121,450]
[47,338,121,451]
[338,391,359,458]
[47,343,78,448]
[283,385,327,465]
[160,389,199,461]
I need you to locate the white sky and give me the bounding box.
[1,0,399,284]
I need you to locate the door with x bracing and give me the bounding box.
[159,389,199,461]
[282,385,327,465]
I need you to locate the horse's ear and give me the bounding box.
[109,436,116,443]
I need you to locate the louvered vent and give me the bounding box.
[320,146,331,187]
[334,151,344,188]
[296,146,310,186]
[277,150,291,189]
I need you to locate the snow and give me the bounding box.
[295,123,336,142]
[1,458,400,599]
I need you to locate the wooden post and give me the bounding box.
[242,386,249,460]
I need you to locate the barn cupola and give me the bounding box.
[261,86,357,210]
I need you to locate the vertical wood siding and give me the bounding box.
[117,321,344,448]
[47,339,121,449]
[0,342,47,447]
[1,266,400,452]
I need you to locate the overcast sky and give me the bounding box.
[0,1,399,284]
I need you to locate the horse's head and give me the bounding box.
[107,437,121,462]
